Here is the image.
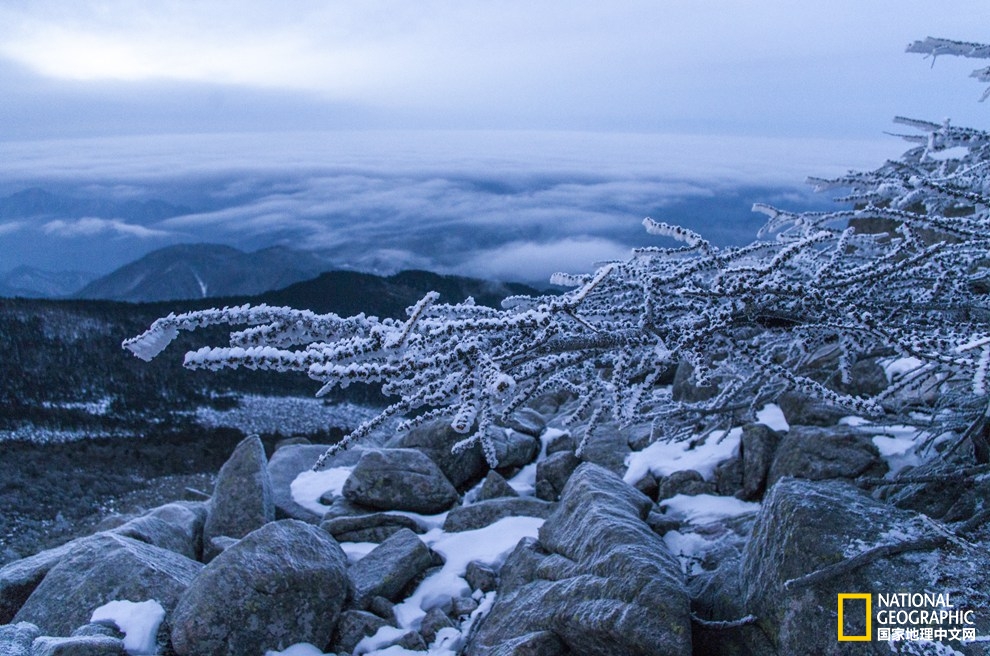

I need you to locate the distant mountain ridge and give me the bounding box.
[0,188,190,223]
[0,266,96,298]
[74,244,337,302]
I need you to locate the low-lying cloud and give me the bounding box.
[1,130,907,281]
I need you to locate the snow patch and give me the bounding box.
[265,643,331,656]
[90,599,165,656]
[882,356,925,382]
[659,493,760,524]
[290,466,352,515]
[755,403,789,432]
[392,516,544,630]
[624,426,742,485]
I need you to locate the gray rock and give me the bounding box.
[534,451,581,502]
[30,636,126,656]
[320,513,424,543]
[575,423,631,475]
[349,528,433,607]
[776,390,848,427]
[419,607,454,645]
[489,429,541,470]
[170,520,349,656]
[386,420,486,489]
[112,502,206,561]
[465,561,499,594]
[690,560,776,656]
[320,497,375,521]
[488,631,567,656]
[467,464,692,656]
[0,540,83,624]
[343,449,458,514]
[329,610,390,655]
[475,470,519,501]
[442,498,555,532]
[267,444,365,522]
[274,436,311,450]
[741,478,990,655]
[714,456,744,497]
[0,621,39,656]
[367,596,396,623]
[70,621,124,639]
[656,469,713,501]
[645,510,681,537]
[450,596,479,618]
[394,631,427,651]
[767,425,887,486]
[834,358,888,398]
[738,424,781,500]
[876,462,990,522]
[544,432,575,456]
[503,408,547,437]
[202,435,275,562]
[13,534,202,637]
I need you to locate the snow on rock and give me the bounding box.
[265,643,332,656]
[881,356,925,382]
[392,516,544,630]
[290,466,353,515]
[755,403,789,432]
[659,493,760,524]
[90,599,165,656]
[624,426,742,485]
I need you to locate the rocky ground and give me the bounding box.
[2,382,990,655]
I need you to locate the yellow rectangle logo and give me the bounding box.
[838,594,872,641]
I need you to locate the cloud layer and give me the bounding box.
[0,130,908,281]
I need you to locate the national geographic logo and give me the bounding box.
[838,593,977,644]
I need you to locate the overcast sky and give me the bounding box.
[1,1,987,139]
[0,2,987,283]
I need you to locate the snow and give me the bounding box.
[290,466,353,515]
[90,599,165,656]
[659,493,760,524]
[882,356,925,382]
[662,530,711,575]
[623,426,742,485]
[340,541,378,564]
[755,403,789,432]
[265,643,331,656]
[392,516,544,630]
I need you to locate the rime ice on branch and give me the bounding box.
[125,39,990,469]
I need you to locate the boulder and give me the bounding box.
[876,461,990,523]
[343,449,458,514]
[714,456,744,497]
[767,426,887,486]
[656,470,713,501]
[738,423,781,500]
[489,428,541,470]
[534,451,581,502]
[170,520,349,656]
[112,502,206,561]
[386,420,486,488]
[349,528,433,607]
[267,444,364,522]
[741,478,990,655]
[420,606,455,645]
[466,463,692,656]
[329,610,391,655]
[0,621,39,656]
[475,470,519,501]
[776,390,847,427]
[443,498,555,532]
[13,534,202,637]
[202,435,275,562]
[320,513,424,543]
[465,561,499,594]
[503,408,547,437]
[689,560,776,656]
[575,424,631,475]
[0,540,83,624]
[544,432,576,456]
[30,635,126,655]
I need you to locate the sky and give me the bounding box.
[0,1,987,284]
